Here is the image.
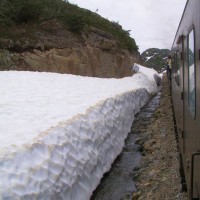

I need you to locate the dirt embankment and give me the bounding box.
[0,21,141,78]
[133,75,188,200]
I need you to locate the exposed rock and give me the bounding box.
[0,44,140,78]
[141,48,170,72]
[0,21,141,78]
[132,191,141,200]
[0,38,14,49]
[35,42,45,51]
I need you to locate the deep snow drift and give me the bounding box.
[0,64,159,200]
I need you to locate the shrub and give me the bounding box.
[66,15,84,34]
[0,0,14,25]
[13,0,42,23]
[0,0,138,52]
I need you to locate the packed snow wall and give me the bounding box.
[0,64,159,200]
[0,89,150,200]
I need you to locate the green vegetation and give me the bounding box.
[0,0,138,52]
[141,48,171,72]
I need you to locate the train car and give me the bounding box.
[171,0,200,199]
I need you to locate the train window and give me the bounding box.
[171,51,180,86]
[175,51,180,86]
[187,29,196,116]
[176,51,180,85]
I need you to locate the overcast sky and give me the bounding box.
[68,0,187,53]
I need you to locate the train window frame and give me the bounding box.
[187,27,196,118]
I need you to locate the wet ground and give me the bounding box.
[91,89,161,200]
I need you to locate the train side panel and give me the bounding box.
[171,0,200,199]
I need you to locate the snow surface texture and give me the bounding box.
[0,64,158,200]
[133,63,161,86]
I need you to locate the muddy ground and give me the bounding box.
[132,75,189,200]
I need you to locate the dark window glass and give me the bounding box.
[172,51,180,86]
[175,51,180,86]
[188,29,195,116]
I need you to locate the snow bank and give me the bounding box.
[0,66,158,200]
[133,63,161,86]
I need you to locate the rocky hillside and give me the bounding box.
[0,0,141,78]
[141,48,170,72]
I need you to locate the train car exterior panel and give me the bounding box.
[171,0,200,199]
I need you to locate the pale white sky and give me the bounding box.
[68,0,187,53]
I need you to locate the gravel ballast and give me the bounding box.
[133,75,189,200]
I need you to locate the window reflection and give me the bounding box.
[175,51,180,85]
[188,29,195,116]
[172,51,180,86]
